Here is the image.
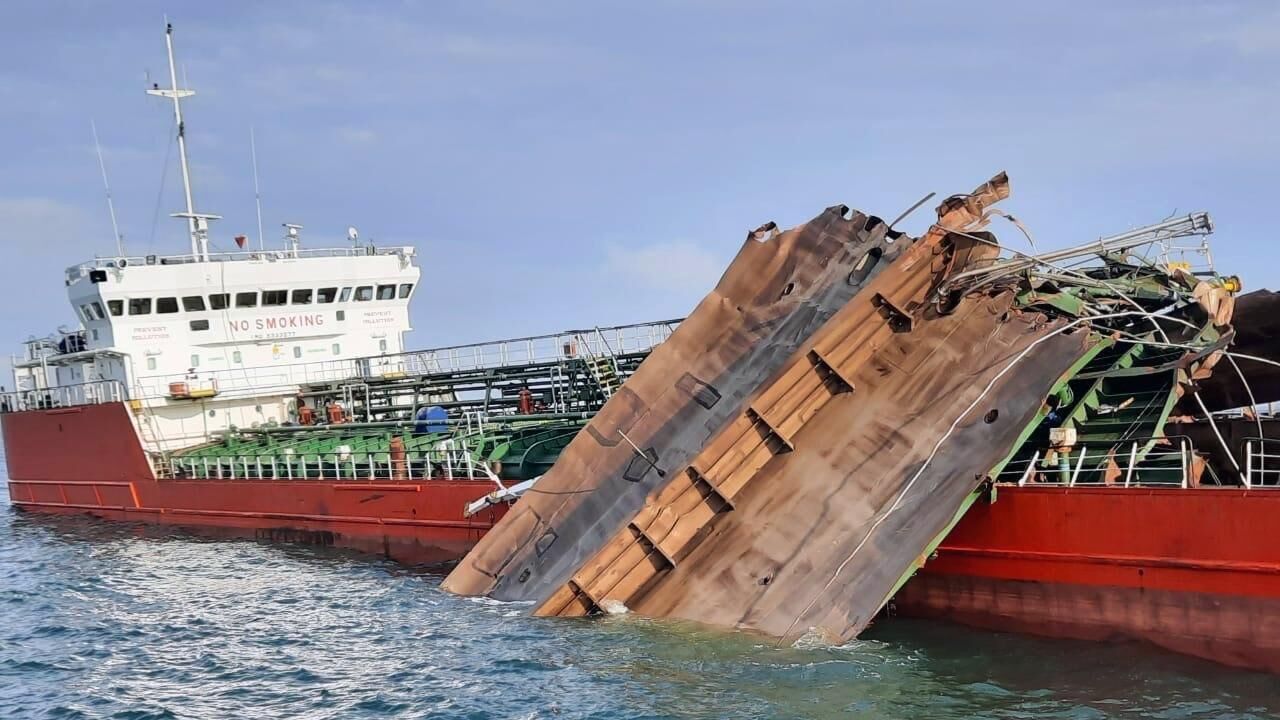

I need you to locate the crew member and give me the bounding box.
[296,396,315,425]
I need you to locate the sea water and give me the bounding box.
[2,478,1277,719]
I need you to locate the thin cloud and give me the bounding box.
[1203,6,1280,55]
[336,127,378,145]
[0,197,99,257]
[602,241,724,293]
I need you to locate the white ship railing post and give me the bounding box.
[1245,440,1254,489]
[1069,447,1088,487]
[1180,440,1189,489]
[1017,451,1040,486]
[1124,442,1138,487]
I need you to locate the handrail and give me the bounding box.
[165,447,506,487]
[1243,437,1280,489]
[996,434,1197,488]
[7,319,679,419]
[0,379,127,413]
[129,318,682,402]
[67,245,415,274]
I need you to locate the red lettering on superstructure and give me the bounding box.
[230,314,325,335]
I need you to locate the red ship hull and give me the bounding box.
[895,485,1280,674]
[2,403,507,565]
[8,404,1280,672]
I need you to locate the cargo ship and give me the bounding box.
[0,24,676,564]
[434,169,1280,674]
[7,25,1280,675]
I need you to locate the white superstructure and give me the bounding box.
[6,23,419,451]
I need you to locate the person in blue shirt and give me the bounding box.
[413,405,448,435]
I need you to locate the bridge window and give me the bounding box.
[376,284,395,300]
[91,301,106,319]
[398,283,413,299]
[146,357,156,370]
[190,319,209,331]
[233,351,242,363]
[209,293,230,310]
[291,289,313,305]
[262,289,287,306]
[317,287,337,304]
[128,298,152,315]
[235,292,258,308]
[339,287,353,302]
[379,338,388,352]
[182,296,206,312]
[79,304,93,322]
[157,297,179,314]
[293,346,303,359]
[355,286,374,301]
[108,300,123,316]
[332,343,341,355]
[190,354,200,368]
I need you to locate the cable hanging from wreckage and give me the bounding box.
[928,208,1237,331]
[920,204,1250,487]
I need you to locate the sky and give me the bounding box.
[0,1,1277,364]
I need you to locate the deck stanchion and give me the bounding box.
[1180,441,1189,489]
[1124,443,1138,487]
[1070,447,1088,487]
[1246,440,1254,490]
[1018,451,1040,486]
[1258,439,1265,487]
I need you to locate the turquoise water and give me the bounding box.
[1,480,1277,719]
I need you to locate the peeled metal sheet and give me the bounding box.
[614,293,1089,642]
[442,198,912,599]
[1193,290,1280,410]
[444,173,1096,643]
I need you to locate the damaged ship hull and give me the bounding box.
[444,171,1262,666]
[445,173,1119,644]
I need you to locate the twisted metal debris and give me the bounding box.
[443,173,1241,644]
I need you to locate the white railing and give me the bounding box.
[68,245,414,275]
[397,320,679,376]
[166,447,504,486]
[130,319,682,402]
[0,379,127,413]
[997,436,1195,488]
[1244,438,1280,488]
[134,359,371,403]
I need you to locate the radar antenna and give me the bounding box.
[90,119,125,256]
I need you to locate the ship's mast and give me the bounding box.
[146,22,218,261]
